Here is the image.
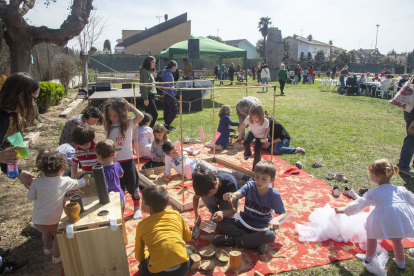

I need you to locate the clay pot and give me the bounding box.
[229,251,241,270]
[64,202,81,222]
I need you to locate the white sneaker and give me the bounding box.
[133,206,142,219]
[52,256,62,264]
[364,259,386,276]
[326,171,335,180]
[44,247,53,255]
[183,137,190,143]
[355,253,366,262]
[409,248,414,257]
[186,146,194,151]
[192,149,201,156]
[205,141,213,148]
[344,187,360,200]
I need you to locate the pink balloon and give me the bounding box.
[174,141,181,155]
[199,126,205,140]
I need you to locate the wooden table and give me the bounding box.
[56,193,129,276]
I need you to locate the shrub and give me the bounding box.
[53,53,77,94]
[37,82,65,113]
[0,74,9,89]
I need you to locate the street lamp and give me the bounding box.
[375,24,380,50]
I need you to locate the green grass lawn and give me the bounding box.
[119,80,413,275]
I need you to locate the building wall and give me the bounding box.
[298,42,311,60]
[238,41,257,59]
[125,21,191,55]
[122,30,142,40]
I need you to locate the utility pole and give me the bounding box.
[217,29,220,38]
[375,24,380,50]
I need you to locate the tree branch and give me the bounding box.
[9,0,24,10]
[29,0,93,46]
[20,0,36,16]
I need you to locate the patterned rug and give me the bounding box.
[122,142,414,276]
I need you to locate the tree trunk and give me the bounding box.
[263,37,266,60]
[7,35,32,73]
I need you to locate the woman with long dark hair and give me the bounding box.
[140,56,158,128]
[0,73,39,188]
[162,60,178,131]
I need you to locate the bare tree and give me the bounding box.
[77,8,108,87]
[53,53,77,93]
[0,0,94,73]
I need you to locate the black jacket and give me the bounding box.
[268,117,291,141]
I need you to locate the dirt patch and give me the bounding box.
[0,90,106,275]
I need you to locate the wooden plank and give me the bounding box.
[59,99,84,118]
[215,157,255,177]
[58,193,122,231]
[57,225,129,276]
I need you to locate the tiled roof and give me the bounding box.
[116,13,188,47]
[224,39,245,46]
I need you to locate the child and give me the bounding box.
[162,141,249,186]
[213,160,287,254]
[238,104,269,171]
[142,124,171,169]
[95,139,125,211]
[335,159,414,272]
[135,185,193,276]
[103,98,144,219]
[133,113,154,159]
[70,124,98,178]
[192,168,241,236]
[205,105,239,150]
[27,150,89,264]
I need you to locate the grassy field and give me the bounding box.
[118,80,413,275]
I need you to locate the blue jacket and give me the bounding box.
[215,115,239,148]
[162,69,176,97]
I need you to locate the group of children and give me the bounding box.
[26,94,414,276]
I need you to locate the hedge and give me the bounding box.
[37,82,65,113]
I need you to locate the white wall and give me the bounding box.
[297,41,331,59]
[239,41,258,59]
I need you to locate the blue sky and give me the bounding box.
[24,0,414,55]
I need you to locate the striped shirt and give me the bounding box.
[72,141,98,172]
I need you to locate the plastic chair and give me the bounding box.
[391,83,398,99]
[330,79,340,92]
[374,82,392,98]
[320,77,330,91]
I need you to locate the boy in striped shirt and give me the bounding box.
[71,124,98,177]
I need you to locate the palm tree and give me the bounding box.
[258,17,272,60]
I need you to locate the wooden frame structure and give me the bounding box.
[135,80,276,211]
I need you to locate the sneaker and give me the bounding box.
[359,188,369,196]
[355,253,366,262]
[257,244,266,255]
[312,162,323,168]
[296,147,305,154]
[409,248,414,257]
[186,146,194,151]
[398,166,414,176]
[205,141,213,148]
[295,161,302,169]
[212,235,235,247]
[44,247,53,255]
[133,206,142,220]
[0,259,29,274]
[0,247,10,257]
[344,187,359,200]
[52,255,61,264]
[332,185,340,197]
[183,137,190,143]
[192,149,201,156]
[392,258,405,270]
[244,156,250,161]
[229,134,239,139]
[326,172,335,180]
[334,172,348,183]
[188,138,200,143]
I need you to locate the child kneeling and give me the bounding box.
[135,185,193,276]
[213,160,287,254]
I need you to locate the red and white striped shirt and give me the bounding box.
[72,141,98,172]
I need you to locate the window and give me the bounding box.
[324,49,327,54]
[313,47,317,53]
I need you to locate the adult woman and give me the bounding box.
[276,64,288,96]
[58,106,102,145]
[139,56,158,128]
[0,73,39,188]
[260,64,270,92]
[228,63,235,85]
[162,60,178,131]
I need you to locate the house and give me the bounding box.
[356,48,384,64]
[114,13,191,55]
[224,39,257,59]
[284,34,335,60]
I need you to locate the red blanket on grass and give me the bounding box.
[121,143,414,276]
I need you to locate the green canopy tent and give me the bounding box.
[159,36,248,83]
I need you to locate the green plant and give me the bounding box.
[37,82,65,113]
[88,68,98,82]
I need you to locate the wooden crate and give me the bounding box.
[57,193,129,276]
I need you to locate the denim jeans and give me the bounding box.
[261,77,269,91]
[163,94,178,126]
[262,139,297,155]
[337,83,345,94]
[244,131,262,171]
[294,75,299,84]
[302,75,307,84]
[398,111,414,169]
[218,218,276,249]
